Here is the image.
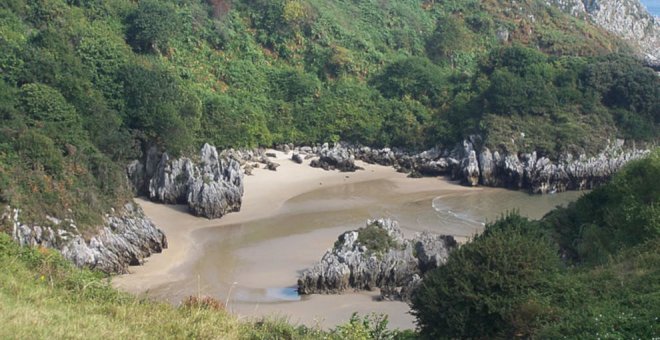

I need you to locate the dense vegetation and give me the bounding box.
[411,150,660,338]
[1,0,658,228]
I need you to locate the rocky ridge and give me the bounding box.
[2,203,167,274]
[298,219,457,301]
[548,0,660,66]
[280,139,650,194]
[127,143,244,219]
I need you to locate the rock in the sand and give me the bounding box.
[298,219,457,301]
[310,145,361,172]
[243,163,254,176]
[135,143,244,219]
[266,161,280,171]
[266,152,277,158]
[291,153,304,164]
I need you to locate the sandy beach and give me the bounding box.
[113,150,583,330]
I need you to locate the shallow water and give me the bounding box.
[138,179,583,329]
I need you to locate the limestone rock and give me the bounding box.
[310,145,361,172]
[4,203,167,274]
[291,153,304,164]
[298,218,457,301]
[548,0,660,66]
[134,143,244,219]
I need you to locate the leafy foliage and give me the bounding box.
[0,0,657,228]
[357,222,397,256]
[411,154,660,338]
[411,213,561,338]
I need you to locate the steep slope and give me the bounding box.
[549,0,660,65]
[0,0,657,271]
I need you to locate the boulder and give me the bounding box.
[138,143,244,219]
[291,153,304,164]
[310,145,361,172]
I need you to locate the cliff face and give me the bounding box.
[299,140,650,194]
[3,202,167,274]
[549,0,660,65]
[127,143,245,219]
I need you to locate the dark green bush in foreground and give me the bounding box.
[411,213,561,338]
[411,153,660,338]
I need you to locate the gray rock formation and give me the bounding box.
[298,219,457,301]
[548,0,660,66]
[310,144,361,172]
[129,143,244,219]
[295,139,649,194]
[4,203,167,274]
[291,153,304,164]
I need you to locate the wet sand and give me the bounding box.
[113,150,583,330]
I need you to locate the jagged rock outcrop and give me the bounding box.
[548,0,660,66]
[470,141,651,193]
[310,143,361,172]
[128,144,244,219]
[298,219,457,301]
[3,203,167,274]
[297,139,649,194]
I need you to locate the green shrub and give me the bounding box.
[127,0,179,53]
[411,213,561,338]
[14,130,64,176]
[542,150,660,264]
[356,223,397,256]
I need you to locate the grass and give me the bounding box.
[0,233,412,339]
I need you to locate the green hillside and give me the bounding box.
[1,0,658,227]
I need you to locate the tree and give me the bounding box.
[127,0,179,53]
[372,57,450,107]
[119,64,196,155]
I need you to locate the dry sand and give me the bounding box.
[113,150,471,329]
[113,150,583,330]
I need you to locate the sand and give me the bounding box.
[113,150,472,329]
[112,150,583,330]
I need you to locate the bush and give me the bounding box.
[356,223,397,256]
[14,130,64,176]
[127,0,179,53]
[19,83,83,146]
[411,213,561,338]
[542,150,660,264]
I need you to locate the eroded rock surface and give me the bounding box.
[3,203,167,274]
[548,0,660,66]
[298,219,457,301]
[129,143,244,219]
[310,144,361,172]
[292,139,649,194]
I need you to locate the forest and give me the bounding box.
[1,0,658,227]
[0,1,659,338]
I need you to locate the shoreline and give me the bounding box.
[113,150,472,328]
[112,150,585,329]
